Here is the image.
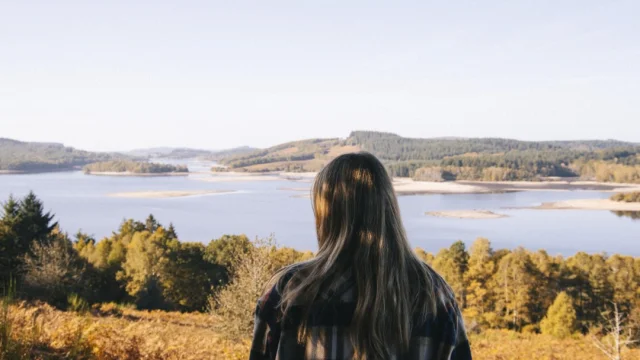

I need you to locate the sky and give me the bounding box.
[1,1,639,151]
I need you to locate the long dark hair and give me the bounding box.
[277,152,452,359]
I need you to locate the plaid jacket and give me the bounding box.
[250,270,472,360]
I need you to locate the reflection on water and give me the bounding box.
[611,211,640,220]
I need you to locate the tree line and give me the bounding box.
[416,240,640,340]
[611,192,640,203]
[0,193,311,313]
[214,131,640,182]
[1,193,638,346]
[83,160,188,174]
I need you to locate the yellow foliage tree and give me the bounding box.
[540,292,577,338]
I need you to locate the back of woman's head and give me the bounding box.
[278,152,450,359]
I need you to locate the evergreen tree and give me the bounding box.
[540,292,577,338]
[145,214,159,232]
[0,193,57,285]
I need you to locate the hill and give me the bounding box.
[127,146,258,160]
[0,138,130,173]
[219,138,360,172]
[219,131,640,182]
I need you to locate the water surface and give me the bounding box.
[0,160,637,256]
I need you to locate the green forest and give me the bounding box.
[83,160,188,174]
[4,133,640,182]
[1,193,638,346]
[218,131,640,182]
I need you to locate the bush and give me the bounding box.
[209,236,279,339]
[92,302,124,317]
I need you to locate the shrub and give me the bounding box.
[209,236,279,339]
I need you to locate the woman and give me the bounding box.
[250,152,471,360]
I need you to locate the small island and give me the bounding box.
[611,191,640,203]
[84,160,188,176]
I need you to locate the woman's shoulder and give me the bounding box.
[257,262,306,308]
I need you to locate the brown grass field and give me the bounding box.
[4,302,639,360]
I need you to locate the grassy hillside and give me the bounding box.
[0,138,128,172]
[218,131,640,182]
[3,301,637,360]
[219,138,360,172]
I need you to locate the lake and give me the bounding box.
[0,159,638,256]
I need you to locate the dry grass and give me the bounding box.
[470,329,640,360]
[3,301,250,359]
[4,302,640,359]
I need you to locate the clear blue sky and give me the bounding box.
[1,1,638,151]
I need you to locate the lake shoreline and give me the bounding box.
[533,199,640,211]
[196,172,640,194]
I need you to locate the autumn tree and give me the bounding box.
[493,247,538,330]
[415,248,435,266]
[464,238,497,328]
[540,292,577,338]
[433,241,469,307]
[565,252,613,329]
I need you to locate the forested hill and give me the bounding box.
[220,131,640,182]
[127,146,257,160]
[0,138,129,172]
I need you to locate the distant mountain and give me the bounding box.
[0,138,131,172]
[126,147,177,157]
[126,146,258,160]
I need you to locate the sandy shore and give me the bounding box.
[459,180,640,192]
[196,172,316,183]
[88,172,189,177]
[393,178,491,195]
[193,172,640,194]
[108,190,235,199]
[534,199,640,211]
[426,210,509,219]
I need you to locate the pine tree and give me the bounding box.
[540,292,577,338]
[1,193,57,285]
[17,191,57,244]
[145,214,159,232]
